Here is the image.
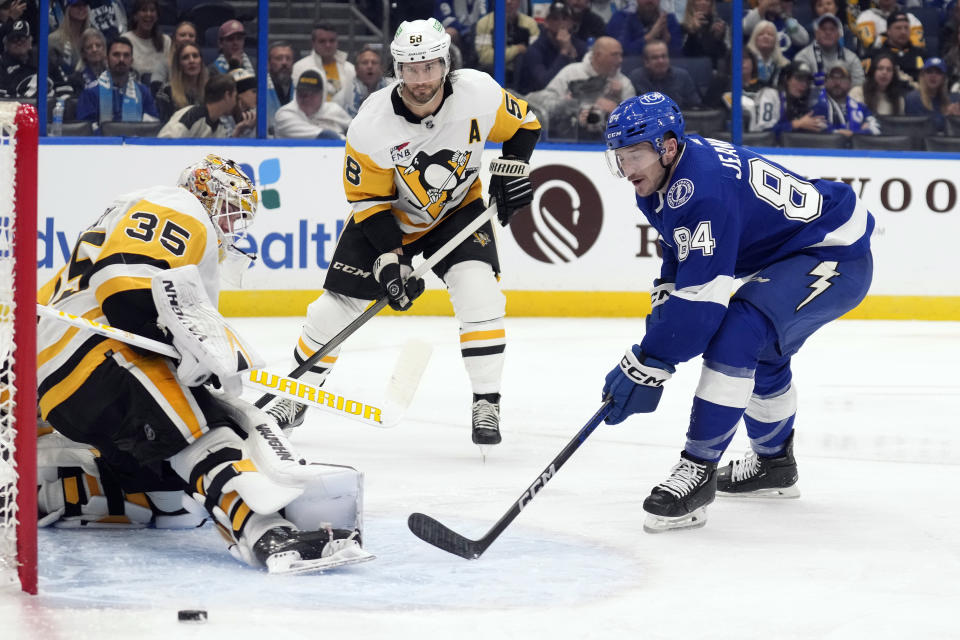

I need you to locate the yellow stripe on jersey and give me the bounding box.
[343,139,396,217]
[352,202,393,223]
[296,336,338,364]
[38,269,66,306]
[488,89,540,143]
[99,199,209,269]
[856,22,877,49]
[37,307,103,368]
[133,355,205,441]
[460,329,506,343]
[94,276,151,309]
[39,339,133,418]
[910,25,925,49]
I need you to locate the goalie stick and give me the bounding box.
[253,202,499,409]
[407,398,614,559]
[36,304,431,428]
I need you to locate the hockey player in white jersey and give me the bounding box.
[35,155,371,573]
[267,18,541,447]
[601,93,874,532]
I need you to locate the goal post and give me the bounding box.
[0,102,38,595]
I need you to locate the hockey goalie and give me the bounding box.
[34,154,372,574]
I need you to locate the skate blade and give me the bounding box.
[266,546,376,575]
[643,507,708,534]
[717,484,800,499]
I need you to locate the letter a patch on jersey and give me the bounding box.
[468,118,481,143]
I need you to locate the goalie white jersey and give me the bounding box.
[342,68,540,243]
[37,185,220,419]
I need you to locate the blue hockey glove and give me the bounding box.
[601,345,675,425]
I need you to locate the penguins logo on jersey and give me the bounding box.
[397,149,477,217]
[667,178,695,208]
[473,230,491,247]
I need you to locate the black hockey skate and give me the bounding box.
[471,393,501,445]
[717,432,800,499]
[252,526,374,574]
[643,451,717,533]
[266,398,307,434]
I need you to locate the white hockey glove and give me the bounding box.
[151,264,263,395]
[487,156,532,226]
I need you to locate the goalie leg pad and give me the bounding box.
[37,430,157,528]
[282,464,364,534]
[151,264,264,395]
[294,291,370,385]
[444,261,506,395]
[168,393,341,514]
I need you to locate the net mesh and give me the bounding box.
[0,101,21,586]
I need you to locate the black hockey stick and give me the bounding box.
[407,398,614,559]
[254,203,498,409]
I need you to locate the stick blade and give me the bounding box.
[381,339,433,426]
[407,512,484,560]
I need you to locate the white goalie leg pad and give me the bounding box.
[445,261,506,395]
[294,292,369,385]
[282,463,364,535]
[37,430,154,528]
[168,394,336,515]
[151,264,264,396]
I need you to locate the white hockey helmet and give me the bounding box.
[390,18,451,82]
[178,154,259,249]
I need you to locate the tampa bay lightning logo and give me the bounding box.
[639,92,666,105]
[667,178,695,208]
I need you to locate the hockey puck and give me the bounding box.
[177,609,207,623]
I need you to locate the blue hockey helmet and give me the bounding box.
[604,92,685,154]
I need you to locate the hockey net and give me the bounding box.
[0,102,38,594]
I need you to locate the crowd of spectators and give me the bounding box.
[0,0,957,146]
[429,0,960,146]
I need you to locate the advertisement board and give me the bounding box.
[38,142,960,319]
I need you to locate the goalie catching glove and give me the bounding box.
[151,264,263,395]
[602,345,675,425]
[372,252,425,311]
[487,156,532,226]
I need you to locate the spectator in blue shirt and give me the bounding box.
[77,36,158,130]
[517,2,587,94]
[607,0,685,56]
[811,62,880,136]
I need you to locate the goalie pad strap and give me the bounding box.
[94,457,128,517]
[203,465,242,514]
[188,446,242,490]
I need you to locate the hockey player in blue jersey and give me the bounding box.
[600,92,874,533]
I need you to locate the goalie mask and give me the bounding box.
[179,154,259,250]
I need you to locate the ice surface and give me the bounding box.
[2,317,958,639]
